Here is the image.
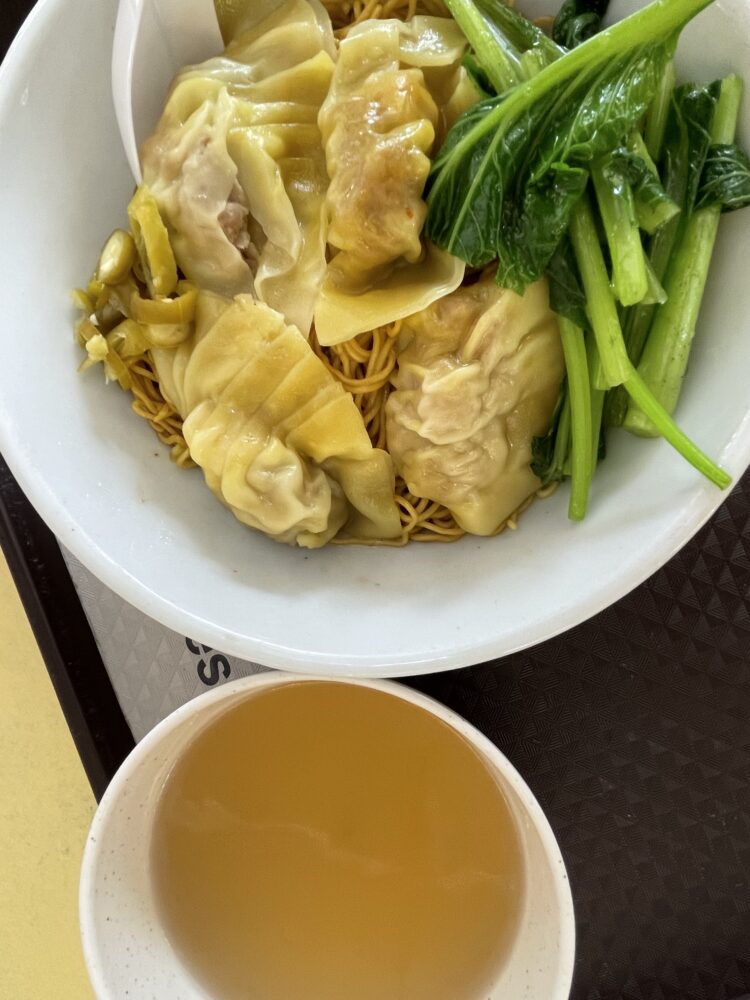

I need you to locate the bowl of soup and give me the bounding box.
[1,0,750,674]
[79,674,575,999]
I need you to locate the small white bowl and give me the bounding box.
[1,0,749,675]
[79,674,575,999]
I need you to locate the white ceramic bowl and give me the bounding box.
[1,0,749,675]
[80,674,576,999]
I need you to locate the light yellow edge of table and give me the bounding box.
[0,551,96,999]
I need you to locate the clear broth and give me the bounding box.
[151,681,525,1000]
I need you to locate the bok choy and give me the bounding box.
[626,76,749,434]
[427,0,744,520]
[426,0,712,288]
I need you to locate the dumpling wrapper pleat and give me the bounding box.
[157,295,401,547]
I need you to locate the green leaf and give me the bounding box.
[547,237,590,331]
[529,47,668,182]
[497,163,590,290]
[553,0,610,50]
[696,143,750,212]
[662,82,722,221]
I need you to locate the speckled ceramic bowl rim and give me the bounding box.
[79,674,576,999]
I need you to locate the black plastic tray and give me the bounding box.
[2,3,749,997]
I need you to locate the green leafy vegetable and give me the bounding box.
[553,0,610,50]
[644,60,676,161]
[569,195,631,387]
[439,0,735,508]
[642,257,668,305]
[445,0,524,93]
[605,146,680,234]
[474,0,563,66]
[626,75,744,435]
[547,237,590,331]
[666,82,724,225]
[623,370,731,486]
[538,237,606,511]
[569,191,729,487]
[531,391,570,485]
[427,0,714,293]
[696,143,750,211]
[591,153,649,306]
[461,53,493,97]
[558,317,594,520]
[587,337,608,471]
[606,80,722,427]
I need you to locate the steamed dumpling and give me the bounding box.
[167,296,401,547]
[385,277,565,535]
[141,0,334,334]
[314,17,473,346]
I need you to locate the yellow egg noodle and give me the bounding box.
[73,0,562,547]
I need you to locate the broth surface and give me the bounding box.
[151,681,525,1000]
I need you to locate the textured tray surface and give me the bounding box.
[410,473,750,1000]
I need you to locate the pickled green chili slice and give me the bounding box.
[127,186,178,298]
[128,284,198,325]
[96,229,137,286]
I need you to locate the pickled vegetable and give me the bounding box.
[128,285,198,326]
[106,319,150,358]
[127,186,178,298]
[96,229,137,286]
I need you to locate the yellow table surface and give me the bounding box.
[0,551,96,999]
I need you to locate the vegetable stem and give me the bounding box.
[483,0,701,145]
[623,370,731,487]
[643,256,667,305]
[587,336,606,473]
[553,393,572,478]
[644,60,677,161]
[474,0,564,65]
[625,75,744,435]
[569,199,729,488]
[591,156,649,307]
[621,135,680,235]
[443,0,525,92]
[559,318,593,520]
[627,131,659,177]
[569,195,632,387]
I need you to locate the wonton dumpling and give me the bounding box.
[141,0,334,335]
[172,296,401,547]
[215,0,337,54]
[314,17,472,346]
[385,278,565,535]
